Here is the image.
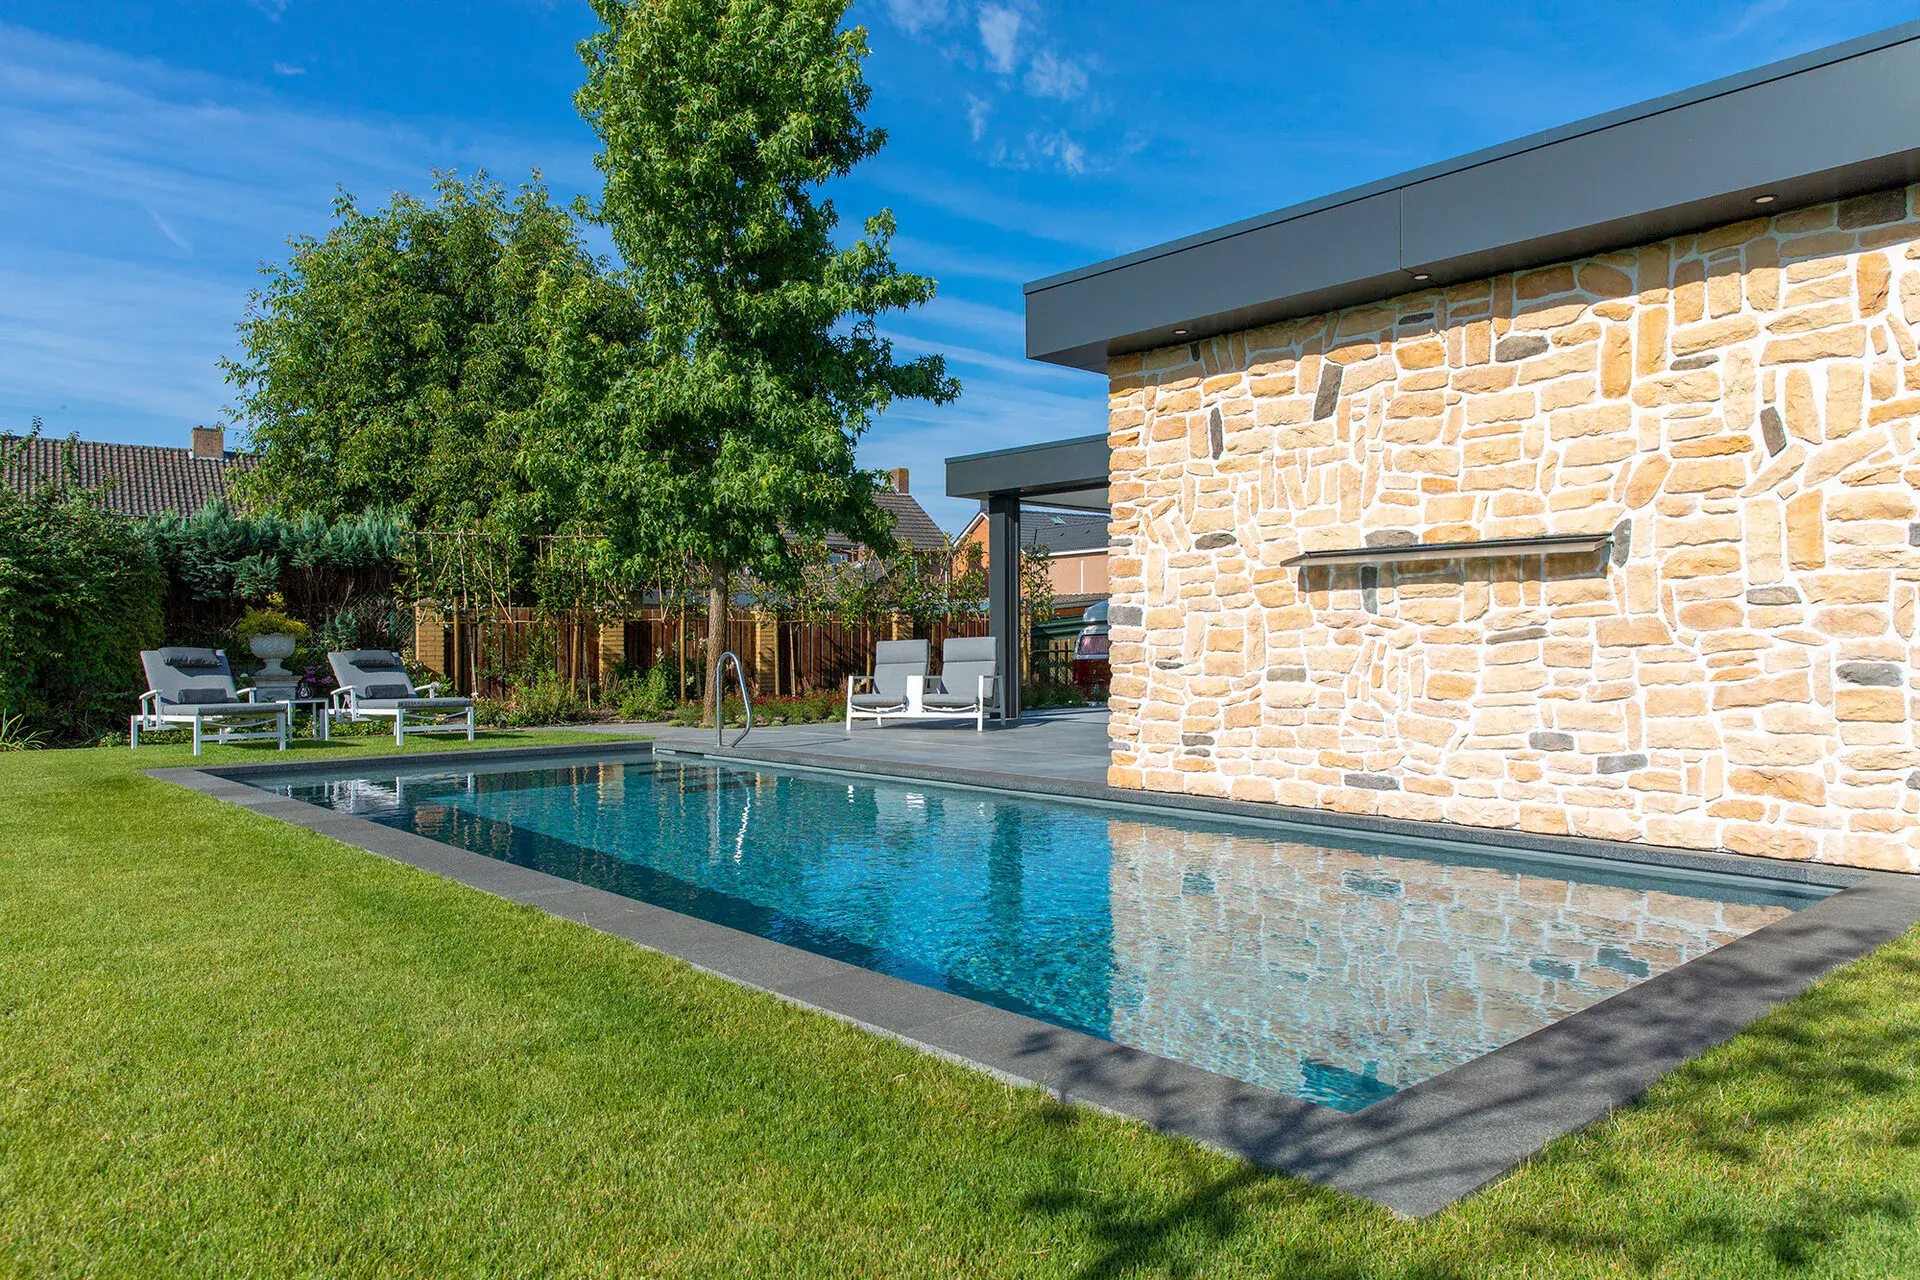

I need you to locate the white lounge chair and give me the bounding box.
[845,639,930,729]
[131,647,289,755]
[918,636,1004,731]
[327,649,475,745]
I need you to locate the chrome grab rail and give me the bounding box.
[716,651,752,747]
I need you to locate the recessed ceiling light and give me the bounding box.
[1412,272,1432,281]
[1753,193,1777,204]
[1173,328,1188,335]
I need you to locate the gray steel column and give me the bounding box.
[986,494,1021,721]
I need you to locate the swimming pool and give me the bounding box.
[256,753,1828,1113]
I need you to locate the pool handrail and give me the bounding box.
[716,651,752,748]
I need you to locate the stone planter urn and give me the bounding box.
[249,633,298,681]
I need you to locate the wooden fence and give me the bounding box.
[413,605,1000,701]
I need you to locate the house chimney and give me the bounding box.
[190,426,225,460]
[889,467,909,493]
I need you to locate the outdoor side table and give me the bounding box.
[290,698,332,741]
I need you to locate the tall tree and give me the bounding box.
[541,0,958,721]
[226,172,630,529]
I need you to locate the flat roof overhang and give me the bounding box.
[1025,20,1920,373]
[945,433,1110,511]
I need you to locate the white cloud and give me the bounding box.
[1036,129,1087,174]
[270,61,306,76]
[991,128,1085,175]
[912,295,1026,341]
[977,5,1021,74]
[881,0,950,35]
[1023,49,1086,101]
[888,235,1054,286]
[864,162,1138,252]
[145,207,192,252]
[965,92,990,141]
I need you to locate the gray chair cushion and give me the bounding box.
[850,692,906,711]
[867,639,929,701]
[941,636,997,665]
[921,693,983,710]
[157,700,283,716]
[361,683,414,700]
[933,636,999,708]
[356,697,472,712]
[142,648,240,706]
[330,650,420,698]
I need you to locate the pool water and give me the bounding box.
[260,755,1824,1112]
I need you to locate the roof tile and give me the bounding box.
[3,438,253,518]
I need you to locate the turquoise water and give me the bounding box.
[262,755,1823,1112]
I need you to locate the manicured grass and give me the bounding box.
[2,733,1917,1277]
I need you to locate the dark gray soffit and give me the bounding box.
[1025,20,1920,372]
[947,432,1111,506]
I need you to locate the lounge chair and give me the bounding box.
[327,649,475,745]
[844,639,930,729]
[131,647,289,755]
[919,636,1004,731]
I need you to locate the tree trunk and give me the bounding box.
[706,559,729,729]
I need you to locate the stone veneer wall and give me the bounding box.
[1104,184,1920,873]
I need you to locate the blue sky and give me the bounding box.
[1,0,1913,531]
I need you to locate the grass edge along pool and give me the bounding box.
[253,753,1830,1114]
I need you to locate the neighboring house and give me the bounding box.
[953,506,1109,612]
[2,427,249,516]
[952,23,1920,875]
[826,468,949,561]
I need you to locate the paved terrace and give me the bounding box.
[582,704,1115,786]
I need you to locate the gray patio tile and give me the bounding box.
[586,911,857,991]
[780,969,986,1034]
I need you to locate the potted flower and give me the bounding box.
[234,604,312,696]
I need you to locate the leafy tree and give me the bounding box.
[225,172,628,528]
[0,427,164,743]
[535,0,958,723]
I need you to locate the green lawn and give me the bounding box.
[2,733,1916,1278]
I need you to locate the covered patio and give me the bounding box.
[944,432,1111,719]
[608,704,1113,784]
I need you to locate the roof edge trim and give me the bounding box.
[1024,19,1920,297]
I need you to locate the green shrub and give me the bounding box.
[477,671,596,728]
[614,662,678,721]
[0,438,166,743]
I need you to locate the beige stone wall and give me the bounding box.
[1105,185,1920,873]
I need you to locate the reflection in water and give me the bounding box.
[273,759,1807,1112]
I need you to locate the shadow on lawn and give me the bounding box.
[1012,942,1920,1279]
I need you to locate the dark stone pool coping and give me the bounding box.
[151,740,1920,1219]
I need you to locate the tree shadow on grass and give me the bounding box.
[1015,1097,1421,1280]
[1007,936,1920,1279]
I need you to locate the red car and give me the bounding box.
[1072,600,1110,696]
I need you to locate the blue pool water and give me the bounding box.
[260,754,1826,1112]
